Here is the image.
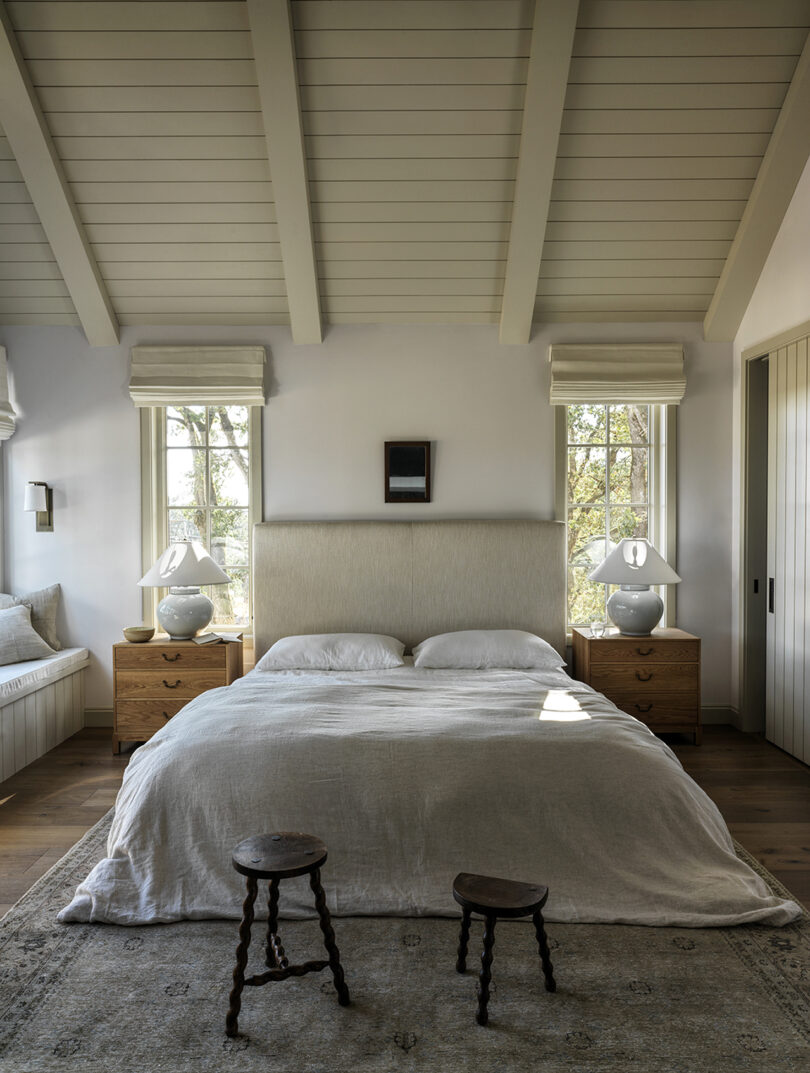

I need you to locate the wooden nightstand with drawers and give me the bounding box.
[572,627,701,744]
[112,636,243,753]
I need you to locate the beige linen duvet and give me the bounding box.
[59,666,800,927]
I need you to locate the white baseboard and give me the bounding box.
[701,706,739,727]
[84,708,113,727]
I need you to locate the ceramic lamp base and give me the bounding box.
[606,585,663,636]
[157,586,214,640]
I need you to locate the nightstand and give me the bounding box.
[571,627,701,744]
[112,636,243,753]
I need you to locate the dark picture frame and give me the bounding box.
[385,441,431,503]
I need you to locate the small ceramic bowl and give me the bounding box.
[123,626,155,643]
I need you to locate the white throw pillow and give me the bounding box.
[0,604,56,665]
[0,583,62,650]
[412,629,565,670]
[256,633,406,671]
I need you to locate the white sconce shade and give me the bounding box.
[24,483,48,512]
[24,481,53,532]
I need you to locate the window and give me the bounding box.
[559,403,675,630]
[141,405,262,632]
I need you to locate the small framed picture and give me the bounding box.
[385,441,431,503]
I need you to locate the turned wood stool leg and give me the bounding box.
[310,868,350,1006]
[533,909,556,992]
[456,906,472,973]
[226,875,258,1037]
[265,877,289,969]
[476,914,496,1026]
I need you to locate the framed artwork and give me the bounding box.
[385,441,431,503]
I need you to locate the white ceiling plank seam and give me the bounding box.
[247,0,321,344]
[0,1,118,346]
[704,29,810,342]
[499,0,580,344]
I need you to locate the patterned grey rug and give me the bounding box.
[1,813,809,1073]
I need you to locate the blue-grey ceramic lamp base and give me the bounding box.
[157,587,214,640]
[606,585,663,636]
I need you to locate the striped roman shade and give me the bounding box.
[129,346,266,407]
[548,344,686,405]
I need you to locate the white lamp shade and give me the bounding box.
[588,538,681,586]
[24,483,48,512]
[138,540,230,587]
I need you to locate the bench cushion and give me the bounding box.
[0,647,89,705]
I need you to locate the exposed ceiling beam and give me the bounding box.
[499,0,579,345]
[248,0,321,344]
[0,1,118,347]
[704,32,810,342]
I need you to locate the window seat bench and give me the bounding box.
[0,648,90,781]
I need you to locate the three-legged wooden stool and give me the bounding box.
[226,832,350,1036]
[453,871,556,1026]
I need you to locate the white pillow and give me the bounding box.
[256,632,405,671]
[0,604,56,666]
[412,629,564,670]
[0,583,62,650]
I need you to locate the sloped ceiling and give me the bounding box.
[1,0,809,346]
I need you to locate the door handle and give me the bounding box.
[162,652,181,662]
[769,577,775,614]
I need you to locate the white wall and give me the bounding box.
[731,157,810,711]
[0,320,733,710]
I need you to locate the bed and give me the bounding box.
[58,520,800,928]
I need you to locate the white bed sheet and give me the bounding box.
[59,665,801,927]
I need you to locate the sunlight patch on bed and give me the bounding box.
[538,690,591,722]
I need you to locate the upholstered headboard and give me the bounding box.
[252,519,566,660]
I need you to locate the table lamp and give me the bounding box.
[588,538,681,636]
[138,540,230,640]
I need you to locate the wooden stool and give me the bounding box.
[225,832,350,1036]
[453,871,556,1026]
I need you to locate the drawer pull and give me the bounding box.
[636,647,654,657]
[635,703,653,713]
[161,653,181,663]
[162,711,171,720]
[163,679,181,689]
[635,671,653,682]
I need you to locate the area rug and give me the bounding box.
[1,814,809,1073]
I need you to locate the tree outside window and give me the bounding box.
[165,405,250,627]
[566,403,651,627]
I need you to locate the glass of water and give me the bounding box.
[590,621,606,639]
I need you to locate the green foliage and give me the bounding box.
[165,406,251,626]
[566,404,650,626]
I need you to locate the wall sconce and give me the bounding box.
[24,481,53,532]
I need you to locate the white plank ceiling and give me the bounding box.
[0,0,809,344]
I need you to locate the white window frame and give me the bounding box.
[555,404,677,634]
[140,405,263,636]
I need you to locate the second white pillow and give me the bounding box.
[413,629,564,670]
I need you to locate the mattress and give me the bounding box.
[58,665,800,928]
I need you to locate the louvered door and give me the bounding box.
[767,337,810,762]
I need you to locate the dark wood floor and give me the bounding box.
[0,725,808,918]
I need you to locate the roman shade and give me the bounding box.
[129,346,266,407]
[548,344,686,405]
[0,347,16,440]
